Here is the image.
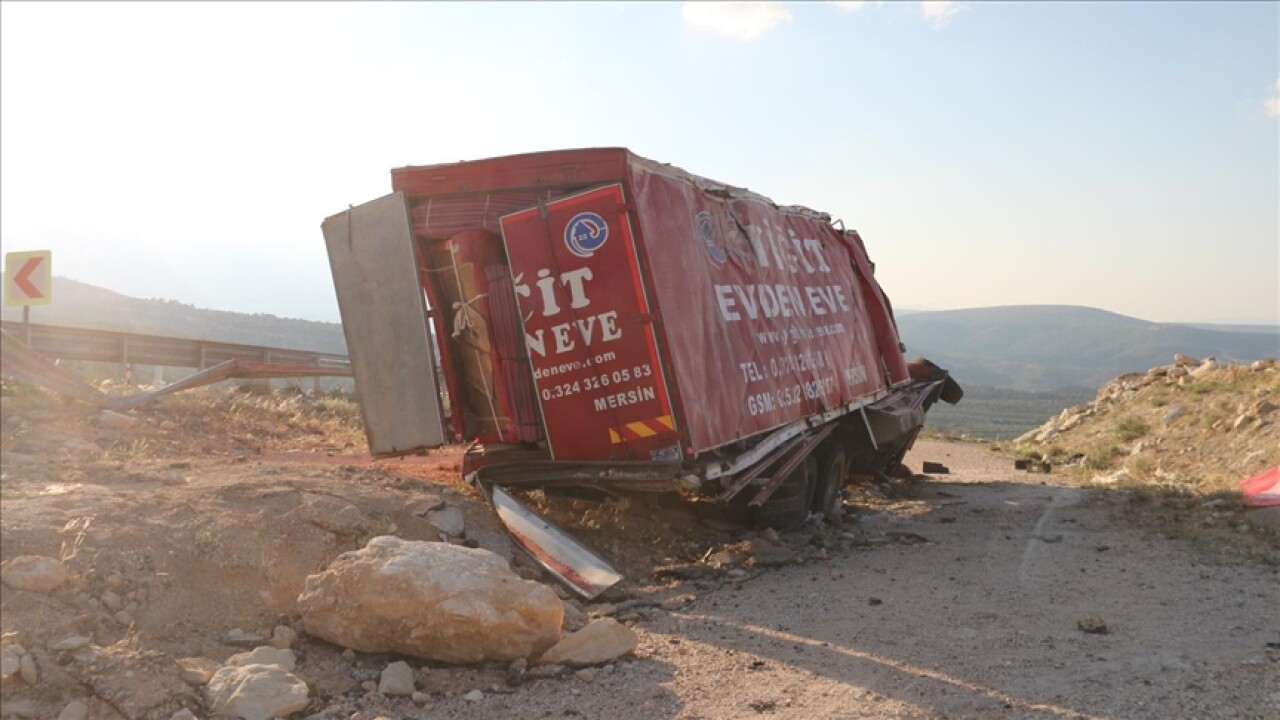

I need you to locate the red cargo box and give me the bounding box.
[386,149,910,462]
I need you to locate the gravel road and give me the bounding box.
[450,440,1279,719]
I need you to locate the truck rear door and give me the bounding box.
[322,192,448,456]
[500,184,678,461]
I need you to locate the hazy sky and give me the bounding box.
[2,2,1277,324]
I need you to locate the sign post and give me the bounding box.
[4,250,53,343]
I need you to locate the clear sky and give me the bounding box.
[2,1,1277,324]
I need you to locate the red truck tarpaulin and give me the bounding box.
[1241,466,1280,507]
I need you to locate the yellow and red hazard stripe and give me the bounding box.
[609,415,676,444]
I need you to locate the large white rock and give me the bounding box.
[536,618,638,668]
[297,536,561,664]
[205,664,309,720]
[1,556,69,592]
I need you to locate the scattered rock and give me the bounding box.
[1,556,69,592]
[169,710,198,720]
[56,701,88,720]
[101,590,124,612]
[114,611,135,626]
[426,507,465,538]
[1035,533,1064,543]
[1161,406,1186,425]
[269,625,297,650]
[1078,616,1110,634]
[1232,414,1255,431]
[227,647,296,671]
[378,661,415,697]
[747,538,796,567]
[297,537,562,664]
[340,649,355,661]
[52,636,91,652]
[561,600,587,632]
[1173,353,1199,367]
[574,668,595,682]
[223,629,267,648]
[868,597,883,606]
[410,496,445,515]
[1,699,35,718]
[18,653,37,685]
[98,410,138,429]
[411,692,430,705]
[360,681,377,693]
[1,646,24,685]
[178,657,221,686]
[462,689,484,702]
[205,664,309,720]
[105,573,125,589]
[535,618,638,668]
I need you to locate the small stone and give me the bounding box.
[378,661,415,696]
[224,628,267,648]
[169,710,197,720]
[2,556,70,593]
[601,663,614,675]
[574,668,595,682]
[508,658,527,675]
[51,636,91,651]
[561,601,587,632]
[125,602,139,613]
[115,611,134,626]
[463,689,484,702]
[98,410,138,429]
[868,597,883,606]
[1161,407,1186,425]
[411,692,429,705]
[178,657,221,686]
[105,573,125,589]
[1,699,35,718]
[1078,616,1109,634]
[270,625,297,650]
[1173,353,1199,367]
[57,701,88,720]
[536,618,638,668]
[360,680,377,693]
[761,528,780,543]
[0,646,21,685]
[340,648,355,661]
[426,507,465,537]
[19,653,37,685]
[101,591,124,612]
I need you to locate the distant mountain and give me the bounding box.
[898,305,1279,392]
[0,277,347,353]
[1169,323,1279,335]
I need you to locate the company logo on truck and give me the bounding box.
[694,211,727,266]
[564,212,609,258]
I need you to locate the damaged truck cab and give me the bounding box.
[322,148,960,596]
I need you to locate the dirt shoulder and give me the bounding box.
[1,387,1276,720]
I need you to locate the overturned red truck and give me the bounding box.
[322,148,960,595]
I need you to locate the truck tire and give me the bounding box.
[746,455,817,531]
[812,444,848,522]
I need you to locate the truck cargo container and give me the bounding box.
[322,148,960,596]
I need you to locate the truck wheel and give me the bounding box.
[749,455,817,531]
[812,445,848,522]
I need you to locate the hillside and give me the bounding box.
[898,305,1279,392]
[1010,355,1279,494]
[0,277,347,353]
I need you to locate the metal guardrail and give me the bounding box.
[0,321,350,371]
